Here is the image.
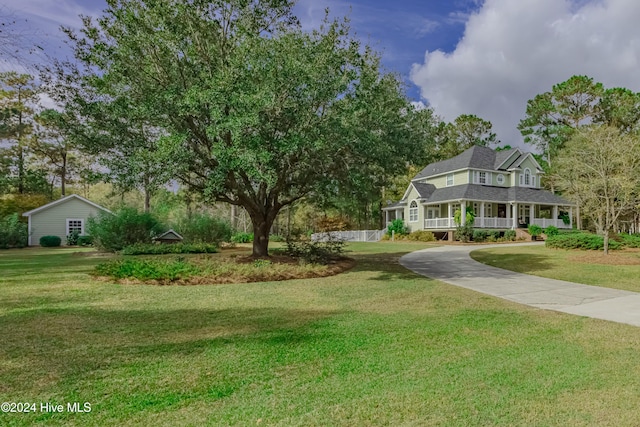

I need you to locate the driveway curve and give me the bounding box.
[400,242,640,327]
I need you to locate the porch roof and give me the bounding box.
[420,184,573,205]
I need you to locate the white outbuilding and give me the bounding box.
[22,194,111,246]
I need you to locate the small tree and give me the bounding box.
[553,126,640,254]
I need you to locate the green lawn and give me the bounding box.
[470,245,640,292]
[2,243,640,426]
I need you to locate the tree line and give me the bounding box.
[2,1,639,256]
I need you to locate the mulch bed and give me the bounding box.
[567,249,640,266]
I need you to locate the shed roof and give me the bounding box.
[22,194,111,217]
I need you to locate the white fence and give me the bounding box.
[311,230,386,242]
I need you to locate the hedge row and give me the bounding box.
[121,242,219,255]
[545,233,625,250]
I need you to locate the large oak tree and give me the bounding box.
[59,0,422,256]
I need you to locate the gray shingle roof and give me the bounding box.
[413,182,436,199]
[413,146,534,180]
[423,184,572,205]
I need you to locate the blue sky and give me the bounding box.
[3,0,640,147]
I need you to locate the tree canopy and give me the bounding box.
[553,126,640,253]
[56,0,425,256]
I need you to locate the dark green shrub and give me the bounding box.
[88,208,163,252]
[0,213,28,249]
[231,232,254,243]
[40,235,62,247]
[528,224,543,237]
[285,234,346,264]
[66,230,80,246]
[545,233,621,250]
[387,219,408,236]
[454,224,474,242]
[487,230,502,242]
[77,235,93,246]
[121,242,218,255]
[620,234,640,248]
[473,229,489,242]
[503,230,516,241]
[544,226,559,236]
[174,213,232,245]
[95,258,200,281]
[407,230,436,242]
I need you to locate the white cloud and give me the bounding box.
[410,0,640,148]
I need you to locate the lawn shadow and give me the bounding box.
[0,306,343,394]
[349,252,427,282]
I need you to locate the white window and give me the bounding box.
[532,175,537,187]
[451,203,460,217]
[66,218,84,236]
[409,201,418,222]
[519,174,523,186]
[496,174,505,185]
[486,203,493,217]
[473,202,479,215]
[524,168,531,186]
[446,173,454,186]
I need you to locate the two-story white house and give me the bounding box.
[383,145,574,233]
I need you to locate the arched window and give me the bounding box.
[409,201,418,222]
[524,168,531,186]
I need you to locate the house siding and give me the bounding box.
[29,199,104,246]
[404,186,423,232]
[425,170,469,188]
[516,157,541,188]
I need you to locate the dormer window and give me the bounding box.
[446,174,454,186]
[518,168,536,187]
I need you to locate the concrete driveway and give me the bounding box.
[399,242,640,327]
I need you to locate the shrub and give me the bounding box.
[473,229,489,242]
[88,208,163,252]
[406,230,436,242]
[619,233,640,248]
[66,230,80,246]
[77,235,93,246]
[545,232,622,250]
[95,258,200,281]
[40,235,61,247]
[0,213,28,249]
[286,233,346,264]
[387,219,408,236]
[544,225,559,237]
[503,230,516,241]
[528,224,543,237]
[174,213,232,245]
[121,242,218,255]
[231,232,254,243]
[269,234,284,242]
[454,224,474,242]
[487,230,502,242]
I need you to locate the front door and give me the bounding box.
[426,208,438,219]
[497,204,506,218]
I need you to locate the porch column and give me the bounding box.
[530,204,535,224]
[448,203,452,228]
[460,201,467,226]
[512,203,518,230]
[569,206,573,229]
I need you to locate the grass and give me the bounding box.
[470,245,640,292]
[2,242,640,425]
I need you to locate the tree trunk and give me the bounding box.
[249,208,278,258]
[603,232,609,255]
[61,152,67,197]
[576,205,581,230]
[230,204,237,230]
